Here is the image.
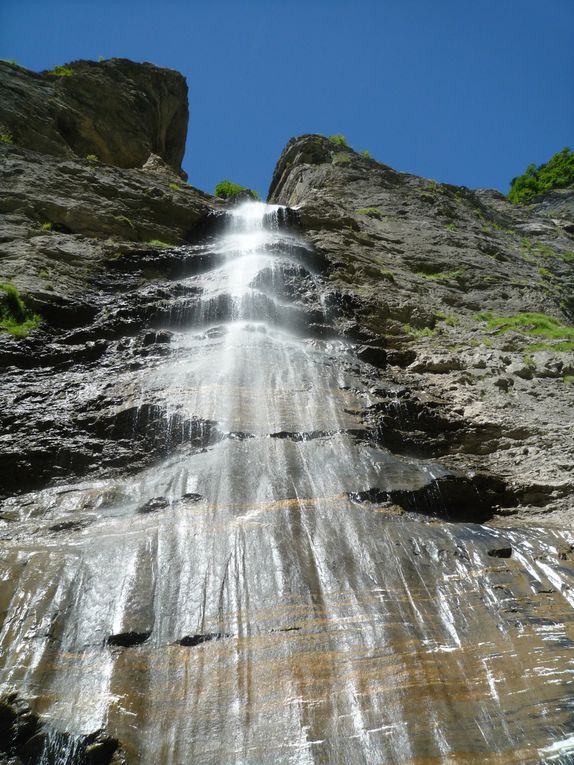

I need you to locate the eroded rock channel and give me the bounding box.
[1,202,574,765]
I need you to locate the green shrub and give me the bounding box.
[48,65,74,77]
[0,131,13,144]
[328,134,349,147]
[508,147,574,204]
[169,182,181,192]
[360,149,371,158]
[214,179,259,200]
[0,282,41,337]
[85,154,99,162]
[41,222,52,231]
[444,223,458,232]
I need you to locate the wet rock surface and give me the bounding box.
[1,202,574,764]
[2,71,574,763]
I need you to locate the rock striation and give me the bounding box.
[269,134,574,526]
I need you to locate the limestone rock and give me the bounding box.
[0,58,188,172]
[268,133,574,525]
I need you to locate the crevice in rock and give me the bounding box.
[487,546,513,558]
[177,633,230,647]
[349,471,516,523]
[106,630,151,648]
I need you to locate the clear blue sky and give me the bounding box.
[1,0,573,199]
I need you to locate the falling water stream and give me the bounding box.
[1,203,574,763]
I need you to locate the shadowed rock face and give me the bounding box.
[0,58,188,173]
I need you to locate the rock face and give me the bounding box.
[0,60,223,507]
[269,134,574,526]
[0,58,188,173]
[2,67,574,765]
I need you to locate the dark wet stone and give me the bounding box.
[0,695,42,758]
[386,349,417,367]
[348,471,514,523]
[48,519,91,532]
[356,344,387,368]
[142,330,172,346]
[137,497,170,514]
[85,735,119,765]
[270,430,331,442]
[18,731,46,759]
[487,546,513,558]
[106,630,151,648]
[178,633,229,647]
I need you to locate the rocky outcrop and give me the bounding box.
[0,58,188,173]
[2,65,574,765]
[0,142,219,322]
[0,60,224,500]
[268,134,574,525]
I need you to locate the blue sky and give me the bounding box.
[1,0,573,199]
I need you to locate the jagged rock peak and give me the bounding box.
[0,58,188,173]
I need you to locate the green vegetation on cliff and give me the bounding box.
[475,311,574,351]
[47,64,74,77]
[215,180,260,200]
[508,147,574,204]
[0,283,41,337]
[327,134,349,147]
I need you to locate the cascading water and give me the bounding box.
[1,203,574,764]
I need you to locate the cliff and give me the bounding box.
[269,134,574,526]
[0,59,222,494]
[0,58,188,172]
[1,63,574,765]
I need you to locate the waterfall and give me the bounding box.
[1,203,574,764]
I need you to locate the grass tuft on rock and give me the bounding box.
[416,269,463,281]
[0,283,41,338]
[475,311,574,351]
